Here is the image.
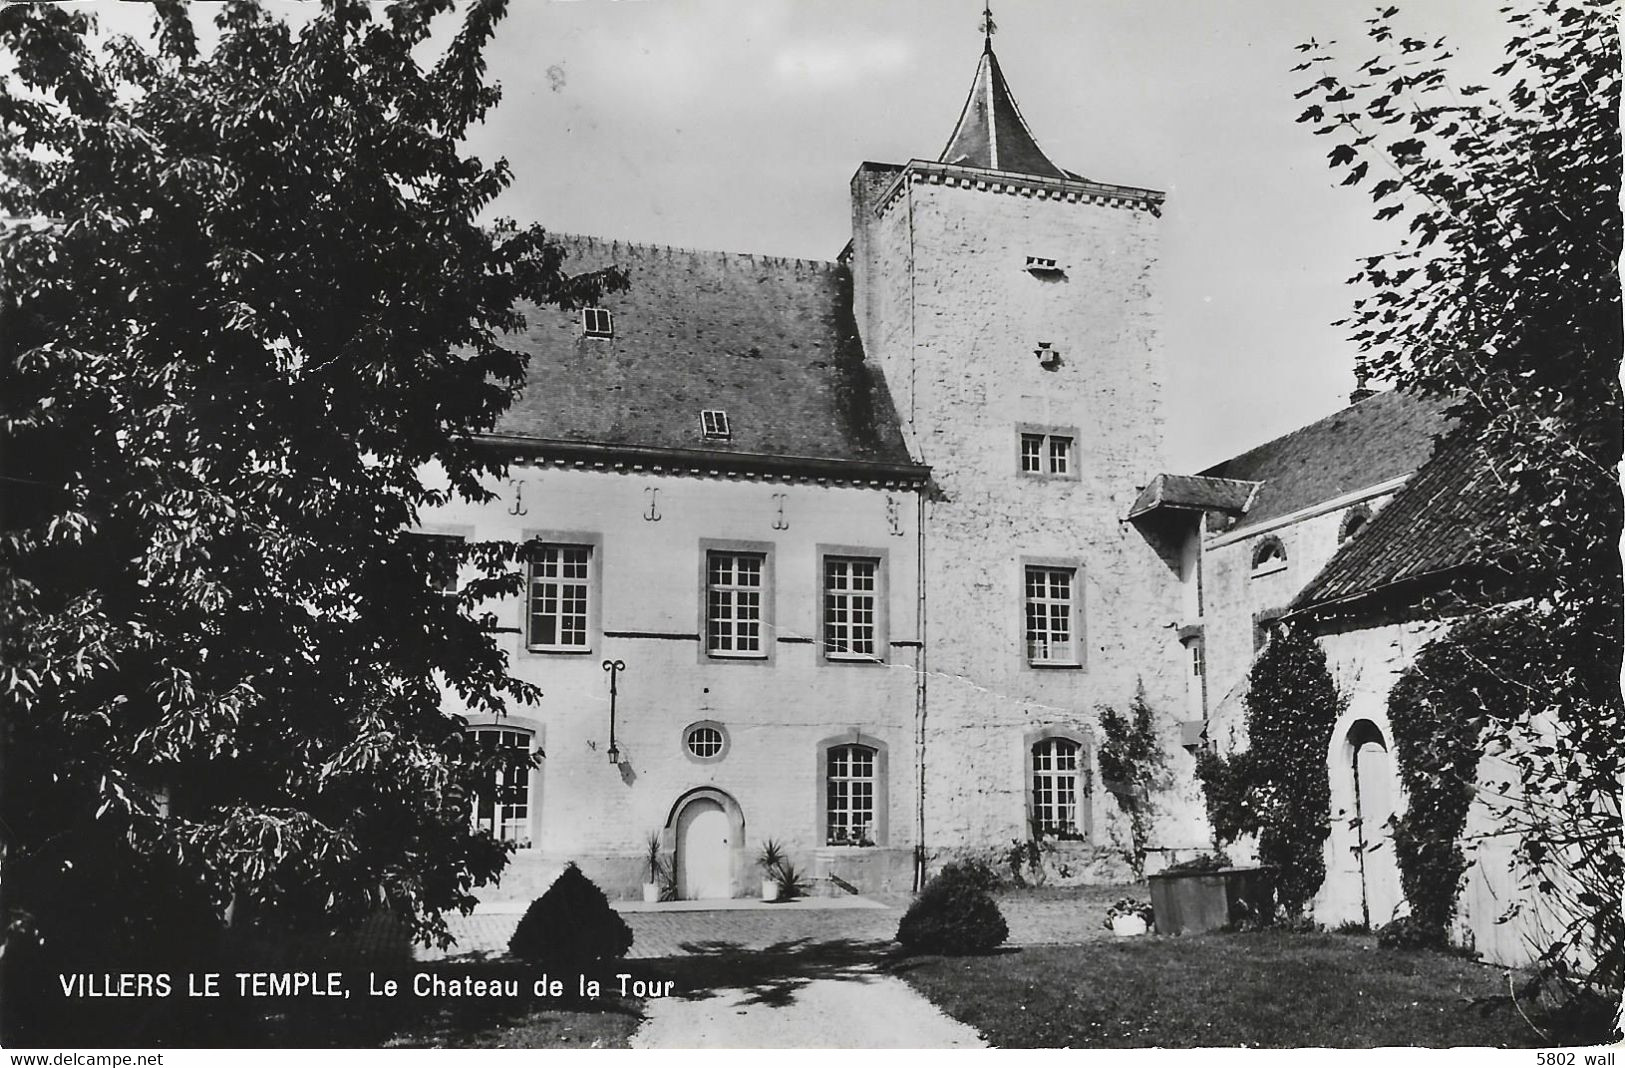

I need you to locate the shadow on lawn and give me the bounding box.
[257,959,645,1048]
[247,914,659,1048]
[639,935,901,1011]
[4,913,640,1049]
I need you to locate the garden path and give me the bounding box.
[628,961,987,1049]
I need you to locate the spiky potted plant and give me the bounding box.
[757,839,787,902]
[642,830,666,903]
[770,859,810,902]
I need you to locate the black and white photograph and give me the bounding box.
[0,0,1619,1054]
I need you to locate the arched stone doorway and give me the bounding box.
[667,788,744,900]
[1347,720,1404,927]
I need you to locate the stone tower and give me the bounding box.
[845,29,1188,866]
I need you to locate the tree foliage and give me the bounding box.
[0,0,622,1003]
[1294,1,1620,999]
[1397,603,1620,996]
[1196,626,1342,917]
[1192,747,1257,850]
[1295,1,1620,587]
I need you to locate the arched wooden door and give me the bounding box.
[676,797,732,900]
[1351,727,1404,927]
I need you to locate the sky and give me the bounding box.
[84,0,1516,472]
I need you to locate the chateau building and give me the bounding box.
[1129,388,1452,892]
[1290,433,1550,967]
[0,7,1578,1018]
[420,26,1552,972]
[422,237,930,900]
[1133,389,1563,968]
[419,31,1196,900]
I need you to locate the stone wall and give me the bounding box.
[1201,491,1403,753]
[851,164,1201,861]
[1315,618,1563,968]
[419,464,923,900]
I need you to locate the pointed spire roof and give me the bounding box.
[937,35,1071,180]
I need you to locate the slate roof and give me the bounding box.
[1293,433,1510,614]
[1128,473,1259,520]
[937,43,1071,180]
[1199,389,1453,533]
[489,235,922,480]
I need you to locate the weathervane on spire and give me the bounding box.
[980,1,996,51]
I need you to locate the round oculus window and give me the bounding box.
[684,723,727,761]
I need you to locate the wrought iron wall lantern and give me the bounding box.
[602,659,626,764]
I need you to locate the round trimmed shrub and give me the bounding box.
[895,866,1009,955]
[508,863,634,965]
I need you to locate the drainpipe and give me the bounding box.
[1197,514,1211,745]
[905,180,928,893]
[914,482,929,892]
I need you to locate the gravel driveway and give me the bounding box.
[629,961,986,1048]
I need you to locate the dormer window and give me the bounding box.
[1250,536,1288,578]
[1339,503,1373,543]
[701,410,732,440]
[582,307,613,338]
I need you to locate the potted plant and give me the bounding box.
[1104,897,1155,937]
[771,859,810,902]
[829,824,876,847]
[757,839,787,902]
[642,830,666,903]
[659,858,678,902]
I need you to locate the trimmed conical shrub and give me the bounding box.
[896,864,1008,955]
[507,863,634,965]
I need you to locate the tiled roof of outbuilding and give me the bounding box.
[489,235,920,478]
[1292,434,1510,613]
[1199,389,1452,533]
[1128,473,1259,520]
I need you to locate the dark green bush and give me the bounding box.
[507,863,633,965]
[1192,749,1258,845]
[896,868,1008,955]
[1194,627,1341,917]
[1534,988,1624,1046]
[1376,914,1445,951]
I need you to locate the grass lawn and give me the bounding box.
[892,929,1560,1048]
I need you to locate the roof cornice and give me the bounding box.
[473,433,932,488]
[1203,474,1411,550]
[874,160,1165,219]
